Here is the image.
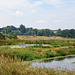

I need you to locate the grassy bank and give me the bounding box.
[0,36,75,46]
[0,45,75,61]
[0,56,75,75]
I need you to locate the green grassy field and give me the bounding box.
[0,36,75,61]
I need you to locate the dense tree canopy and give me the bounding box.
[0,24,75,38]
[19,24,26,33]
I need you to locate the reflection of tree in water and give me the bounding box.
[43,59,54,63]
[66,56,75,59]
[55,57,65,61]
[55,56,75,61]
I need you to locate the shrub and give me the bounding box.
[57,50,67,56]
[45,51,55,58]
[0,33,5,40]
[35,54,44,59]
[6,34,17,39]
[15,52,35,61]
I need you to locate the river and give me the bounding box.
[32,56,75,71]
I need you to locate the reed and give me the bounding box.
[0,56,75,75]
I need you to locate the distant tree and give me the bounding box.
[61,29,75,38]
[37,29,54,36]
[68,29,75,38]
[19,24,26,33]
[61,29,69,38]
[0,25,75,38]
[55,29,61,36]
[11,25,17,31]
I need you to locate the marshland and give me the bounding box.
[0,35,75,75]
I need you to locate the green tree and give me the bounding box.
[19,24,26,33]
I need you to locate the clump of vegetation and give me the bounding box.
[57,50,67,56]
[0,33,5,40]
[0,45,75,61]
[44,51,55,58]
[5,34,17,39]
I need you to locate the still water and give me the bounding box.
[32,56,75,71]
[10,43,50,48]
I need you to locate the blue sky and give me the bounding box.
[0,0,75,29]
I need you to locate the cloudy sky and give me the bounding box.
[0,0,75,29]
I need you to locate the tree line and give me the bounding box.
[0,24,75,38]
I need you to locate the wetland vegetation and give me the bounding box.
[0,35,75,75]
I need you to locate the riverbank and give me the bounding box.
[31,54,75,62]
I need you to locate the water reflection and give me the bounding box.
[43,59,54,62]
[55,57,65,61]
[32,57,75,71]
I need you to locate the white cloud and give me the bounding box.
[0,0,28,9]
[30,1,43,7]
[37,20,47,24]
[0,0,75,29]
[11,11,24,16]
[53,20,61,23]
[43,0,62,5]
[32,9,37,13]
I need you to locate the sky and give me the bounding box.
[0,0,75,30]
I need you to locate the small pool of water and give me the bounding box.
[10,43,50,48]
[32,56,75,71]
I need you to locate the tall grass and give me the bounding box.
[0,56,75,75]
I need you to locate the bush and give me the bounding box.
[57,50,67,56]
[0,33,5,40]
[6,34,17,39]
[35,54,44,59]
[45,51,55,58]
[13,52,35,61]
[23,52,35,61]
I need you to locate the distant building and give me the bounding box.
[54,30,57,33]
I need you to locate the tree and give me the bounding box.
[19,24,26,33]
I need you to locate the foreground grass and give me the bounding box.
[0,56,75,75]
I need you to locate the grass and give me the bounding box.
[0,56,75,75]
[0,36,75,74]
[17,35,75,40]
[0,45,75,61]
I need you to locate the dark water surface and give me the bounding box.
[32,56,75,71]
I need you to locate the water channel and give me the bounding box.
[32,56,75,71]
[10,43,51,48]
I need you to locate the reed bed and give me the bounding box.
[0,56,75,75]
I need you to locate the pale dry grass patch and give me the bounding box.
[17,36,67,40]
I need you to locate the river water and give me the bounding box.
[10,43,50,48]
[32,56,75,71]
